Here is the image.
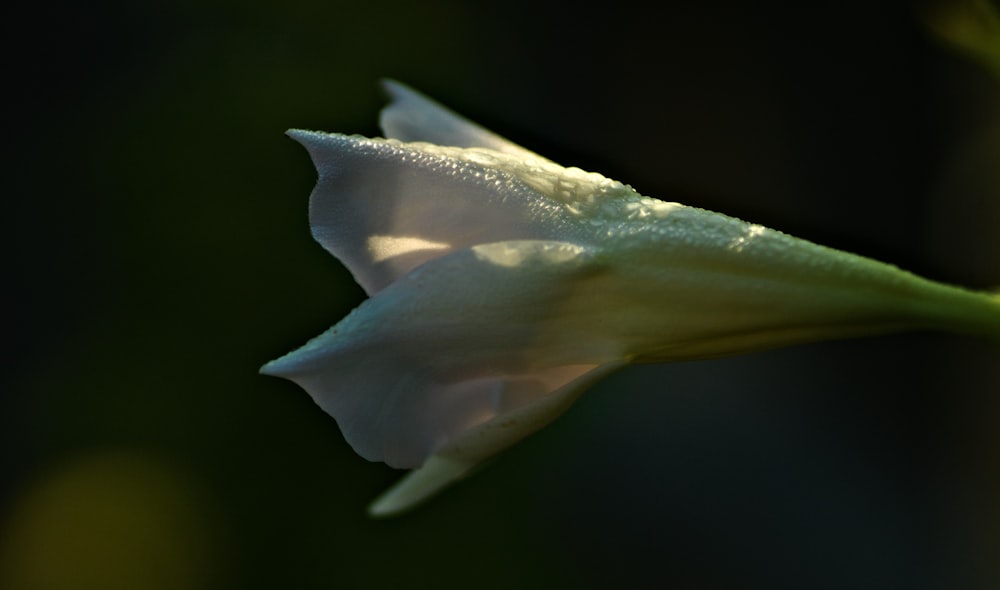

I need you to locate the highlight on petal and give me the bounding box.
[365,235,450,263]
[290,130,585,295]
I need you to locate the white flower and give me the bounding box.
[262,81,1000,516]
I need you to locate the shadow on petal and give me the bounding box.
[368,361,625,517]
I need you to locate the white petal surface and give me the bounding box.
[291,131,588,295]
[260,240,624,469]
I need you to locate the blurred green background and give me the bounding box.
[3,0,999,588]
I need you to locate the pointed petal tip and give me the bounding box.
[379,78,410,98]
[285,130,365,178]
[286,128,324,145]
[258,358,282,377]
[366,455,476,518]
[259,352,297,378]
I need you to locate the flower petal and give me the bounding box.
[289,130,586,295]
[378,79,546,161]
[260,240,624,469]
[367,361,624,517]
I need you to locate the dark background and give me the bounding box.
[3,1,999,589]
